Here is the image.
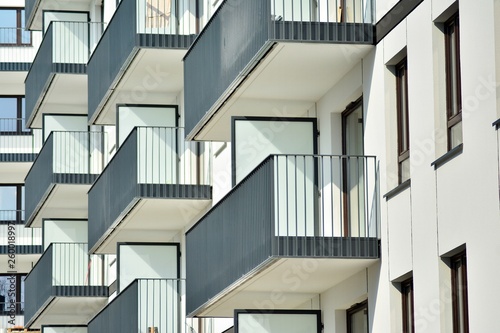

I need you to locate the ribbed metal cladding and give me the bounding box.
[0,63,31,71]
[88,280,138,333]
[25,133,54,226]
[25,243,53,323]
[183,0,271,137]
[87,0,136,122]
[186,157,275,315]
[88,129,138,252]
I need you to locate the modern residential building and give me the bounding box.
[0,0,498,332]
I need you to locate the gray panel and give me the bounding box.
[0,63,31,71]
[186,156,275,315]
[88,280,139,333]
[0,153,37,162]
[25,244,53,323]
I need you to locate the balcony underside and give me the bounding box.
[28,72,87,128]
[90,47,189,125]
[92,193,212,254]
[0,253,41,272]
[27,181,94,228]
[0,71,27,94]
[27,294,108,329]
[26,0,93,31]
[189,42,372,141]
[193,256,377,317]
[0,160,36,183]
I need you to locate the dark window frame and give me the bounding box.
[451,250,469,333]
[0,96,30,135]
[445,13,462,150]
[401,278,414,333]
[347,299,369,333]
[396,58,410,183]
[0,7,32,46]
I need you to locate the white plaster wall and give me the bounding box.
[43,220,88,250]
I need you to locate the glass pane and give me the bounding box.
[450,122,463,149]
[0,10,17,28]
[350,307,368,333]
[0,187,17,217]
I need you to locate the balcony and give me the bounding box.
[87,0,197,125]
[0,210,42,255]
[89,279,181,333]
[186,154,379,316]
[184,0,374,140]
[88,127,211,254]
[24,242,108,328]
[0,119,42,183]
[25,131,107,228]
[25,21,105,128]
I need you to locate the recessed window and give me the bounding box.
[0,274,25,315]
[0,8,31,45]
[0,96,30,134]
[347,300,369,333]
[0,185,24,221]
[445,13,462,150]
[396,58,410,183]
[402,278,414,333]
[451,250,469,333]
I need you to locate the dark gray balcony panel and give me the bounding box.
[24,0,36,28]
[0,245,42,254]
[0,153,37,162]
[25,243,108,325]
[87,0,196,123]
[186,155,379,315]
[183,0,374,137]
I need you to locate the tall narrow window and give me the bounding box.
[0,96,29,134]
[445,13,462,150]
[396,59,410,183]
[0,8,31,46]
[347,300,369,333]
[402,278,414,333]
[451,251,469,333]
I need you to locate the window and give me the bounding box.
[347,300,369,333]
[0,96,29,134]
[445,13,462,150]
[0,274,25,315]
[451,251,469,333]
[396,58,410,183]
[402,278,414,333]
[0,8,31,45]
[0,185,24,222]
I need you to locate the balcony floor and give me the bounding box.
[93,196,212,254]
[27,295,108,329]
[190,42,372,141]
[91,48,186,125]
[27,183,91,227]
[193,256,377,317]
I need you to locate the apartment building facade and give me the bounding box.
[0,0,498,332]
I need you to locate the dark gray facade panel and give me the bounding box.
[25,134,54,226]
[88,281,138,333]
[25,244,53,323]
[184,0,271,136]
[87,0,136,121]
[186,157,275,315]
[272,22,374,43]
[0,153,37,162]
[25,0,35,26]
[138,184,212,199]
[0,245,42,254]
[88,131,138,251]
[137,33,195,49]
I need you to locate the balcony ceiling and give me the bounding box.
[193,42,373,141]
[29,74,88,128]
[0,254,40,273]
[28,183,91,228]
[0,163,34,183]
[193,257,378,317]
[27,296,108,329]
[0,72,27,95]
[93,197,212,254]
[94,48,186,125]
